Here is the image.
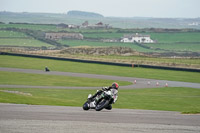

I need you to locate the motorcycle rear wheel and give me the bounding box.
[95,99,109,111]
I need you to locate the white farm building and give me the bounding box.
[121,33,154,43]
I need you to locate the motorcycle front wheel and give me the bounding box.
[83,101,90,110]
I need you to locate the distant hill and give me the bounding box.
[67,10,104,18]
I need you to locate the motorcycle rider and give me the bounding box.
[45,66,50,72]
[89,82,119,110]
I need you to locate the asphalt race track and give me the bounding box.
[0,67,200,89]
[0,103,200,133]
[0,67,200,132]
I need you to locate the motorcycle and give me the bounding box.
[83,89,114,111]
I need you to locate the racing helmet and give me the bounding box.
[112,82,119,90]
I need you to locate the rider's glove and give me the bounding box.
[97,90,103,94]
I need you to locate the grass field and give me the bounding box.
[0,38,52,47]
[58,32,200,53]
[83,32,123,39]
[83,32,200,43]
[0,55,200,113]
[0,22,200,113]
[0,87,199,113]
[0,30,53,47]
[150,32,200,43]
[58,40,156,52]
[144,32,200,52]
[1,24,200,53]
[0,55,200,83]
[0,71,131,87]
[0,30,28,37]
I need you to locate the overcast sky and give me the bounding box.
[0,0,199,18]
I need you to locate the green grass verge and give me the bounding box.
[0,87,199,113]
[0,71,131,87]
[117,87,200,113]
[0,55,200,83]
[182,111,200,114]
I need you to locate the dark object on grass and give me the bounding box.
[45,66,50,72]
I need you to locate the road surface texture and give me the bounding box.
[0,103,200,133]
[0,67,200,89]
